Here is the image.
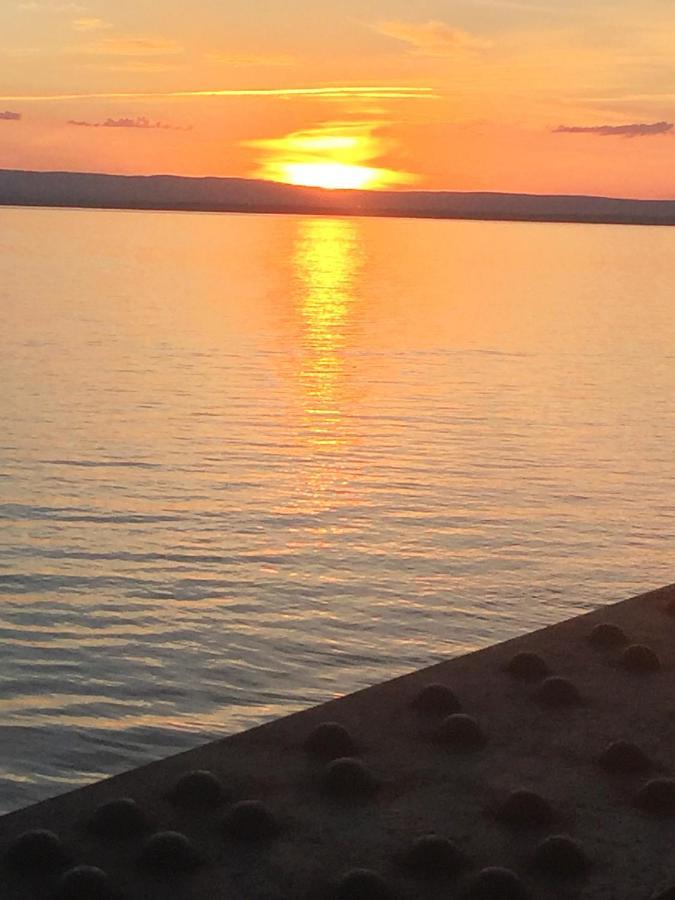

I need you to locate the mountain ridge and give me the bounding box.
[2,167,675,225]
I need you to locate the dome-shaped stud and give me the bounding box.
[335,868,395,900]
[305,722,357,759]
[4,829,71,870]
[138,831,202,872]
[635,779,675,816]
[620,645,661,674]
[436,714,486,750]
[323,758,379,799]
[535,676,582,707]
[56,865,116,900]
[411,684,461,715]
[403,834,465,877]
[588,623,628,649]
[167,770,225,809]
[598,741,651,775]
[87,798,147,838]
[221,800,279,841]
[532,835,590,878]
[505,652,550,681]
[461,866,531,899]
[496,790,554,828]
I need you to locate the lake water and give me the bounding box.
[1,206,674,815]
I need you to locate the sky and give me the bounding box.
[1,0,675,196]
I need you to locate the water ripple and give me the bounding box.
[1,208,674,813]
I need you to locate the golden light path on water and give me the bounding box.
[294,217,361,455]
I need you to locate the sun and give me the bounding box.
[245,123,418,192]
[281,162,383,190]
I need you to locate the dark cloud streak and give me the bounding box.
[67,115,191,131]
[0,110,22,121]
[554,121,673,137]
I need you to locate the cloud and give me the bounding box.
[374,20,493,57]
[0,85,438,102]
[205,52,295,68]
[18,1,85,11]
[554,121,673,137]
[578,93,675,106]
[68,115,191,131]
[64,34,185,72]
[469,0,561,12]
[72,17,112,32]
[0,110,22,121]
[3,47,42,58]
[70,35,183,57]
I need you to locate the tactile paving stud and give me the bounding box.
[598,741,651,775]
[535,676,582,707]
[138,831,203,872]
[532,835,590,878]
[636,779,675,816]
[496,790,554,828]
[436,714,486,750]
[4,829,71,871]
[620,645,661,674]
[505,652,550,681]
[411,683,461,715]
[335,868,395,900]
[403,834,465,876]
[588,623,628,649]
[323,757,379,799]
[221,800,279,841]
[87,798,147,838]
[55,865,116,900]
[461,866,531,899]
[167,770,225,808]
[305,722,357,759]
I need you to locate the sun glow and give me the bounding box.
[245,122,417,191]
[282,162,383,190]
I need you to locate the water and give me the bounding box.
[1,207,674,815]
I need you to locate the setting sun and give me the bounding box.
[281,162,384,190]
[245,122,417,191]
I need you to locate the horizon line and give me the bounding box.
[2,166,675,205]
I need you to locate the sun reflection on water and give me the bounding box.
[293,217,363,455]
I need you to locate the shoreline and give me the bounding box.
[3,199,675,228]
[2,582,675,897]
[4,168,675,227]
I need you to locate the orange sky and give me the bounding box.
[1,0,675,197]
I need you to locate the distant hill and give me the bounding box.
[2,168,675,225]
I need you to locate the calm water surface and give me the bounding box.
[1,207,674,813]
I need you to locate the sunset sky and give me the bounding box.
[1,0,675,196]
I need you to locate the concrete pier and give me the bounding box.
[2,583,675,899]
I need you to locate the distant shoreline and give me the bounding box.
[4,200,675,227]
[2,167,675,226]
